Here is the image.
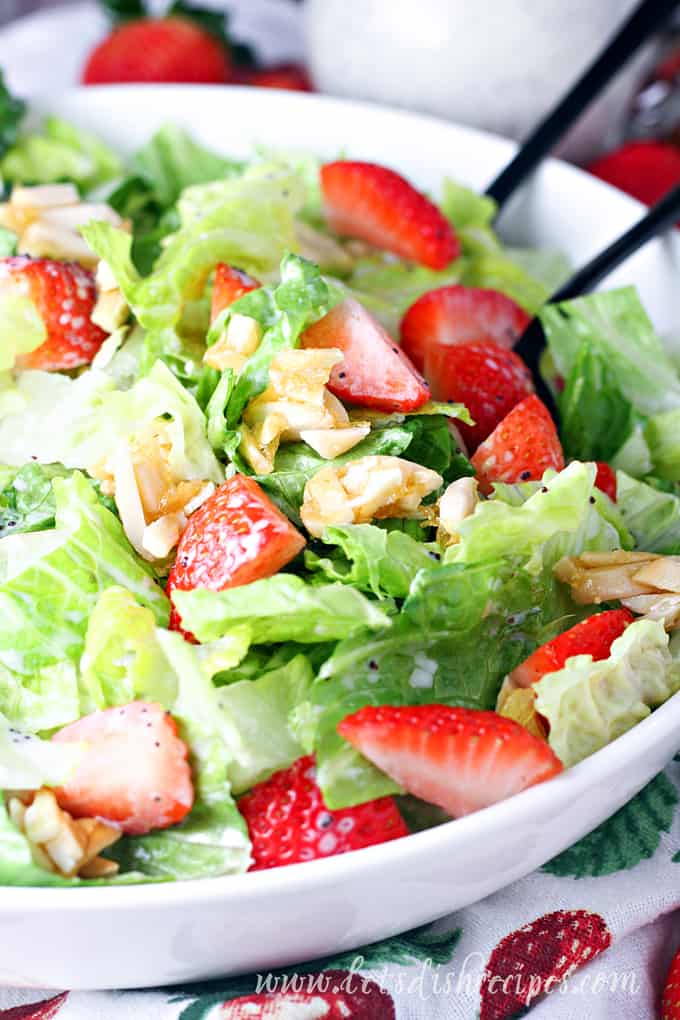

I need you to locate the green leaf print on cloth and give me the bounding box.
[543,772,678,878]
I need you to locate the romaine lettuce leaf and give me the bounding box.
[0,71,25,160]
[535,619,680,767]
[309,557,554,807]
[305,523,437,599]
[0,472,168,730]
[461,249,550,314]
[0,463,73,538]
[615,471,680,554]
[540,288,680,416]
[446,461,621,574]
[558,339,635,462]
[172,574,391,646]
[0,712,84,790]
[218,654,313,794]
[132,123,243,208]
[0,293,46,371]
[0,360,222,483]
[644,408,680,482]
[1,115,122,192]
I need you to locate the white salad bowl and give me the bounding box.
[3,86,680,991]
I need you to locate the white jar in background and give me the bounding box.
[304,0,647,163]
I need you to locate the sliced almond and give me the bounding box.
[79,856,119,879]
[437,477,479,545]
[632,557,680,594]
[142,514,184,559]
[11,184,79,209]
[300,425,370,459]
[554,553,662,604]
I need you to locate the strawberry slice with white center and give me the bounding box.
[400,284,531,373]
[167,475,306,636]
[338,704,563,818]
[52,701,194,835]
[0,256,108,371]
[320,161,460,270]
[211,263,260,322]
[510,609,634,689]
[301,297,430,412]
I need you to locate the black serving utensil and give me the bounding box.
[486,0,679,215]
[515,180,680,416]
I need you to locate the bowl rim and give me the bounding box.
[3,84,677,909]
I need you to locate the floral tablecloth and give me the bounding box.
[3,758,679,1019]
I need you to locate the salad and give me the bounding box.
[0,86,679,889]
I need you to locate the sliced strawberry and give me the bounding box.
[400,285,530,373]
[236,63,313,92]
[238,755,408,870]
[588,141,680,211]
[423,339,534,449]
[338,705,563,819]
[82,17,231,85]
[211,263,260,322]
[52,702,193,836]
[167,475,306,635]
[320,161,460,270]
[0,257,108,372]
[594,461,617,502]
[662,946,680,1020]
[510,609,634,689]
[301,297,431,412]
[471,394,564,494]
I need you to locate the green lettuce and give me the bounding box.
[615,471,680,554]
[535,619,680,767]
[0,473,167,730]
[0,712,84,790]
[218,654,313,793]
[305,523,438,599]
[0,360,222,482]
[558,340,634,462]
[172,574,391,646]
[0,463,73,539]
[446,461,621,575]
[0,71,25,160]
[540,288,680,416]
[2,115,122,192]
[308,558,554,807]
[644,409,680,482]
[132,123,243,208]
[0,294,46,371]
[82,167,302,366]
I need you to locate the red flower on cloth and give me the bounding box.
[480,910,612,1020]
[0,994,68,1019]
[220,970,395,1019]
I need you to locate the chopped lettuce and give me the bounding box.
[535,619,680,767]
[217,654,313,794]
[0,360,223,483]
[309,558,553,807]
[172,574,392,646]
[0,712,84,790]
[0,472,168,731]
[0,71,25,160]
[1,115,122,192]
[446,461,621,575]
[460,249,550,314]
[558,340,634,462]
[0,294,46,371]
[540,288,680,416]
[0,463,73,539]
[132,123,243,209]
[644,408,680,482]
[305,523,437,599]
[615,471,680,554]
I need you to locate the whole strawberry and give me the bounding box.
[82,17,232,85]
[238,755,409,871]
